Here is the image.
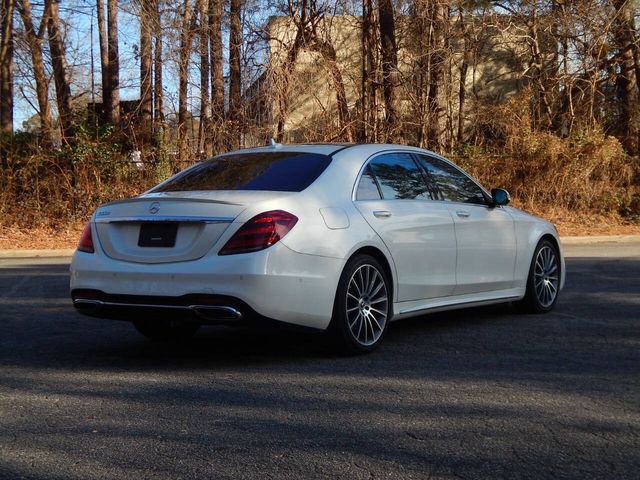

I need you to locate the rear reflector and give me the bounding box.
[218,210,298,255]
[77,222,94,253]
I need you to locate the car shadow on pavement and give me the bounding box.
[0,256,637,379]
[1,257,639,479]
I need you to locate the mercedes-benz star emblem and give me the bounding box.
[149,202,161,214]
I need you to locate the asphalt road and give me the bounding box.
[0,243,638,479]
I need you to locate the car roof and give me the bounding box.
[216,143,355,157]
[215,142,447,160]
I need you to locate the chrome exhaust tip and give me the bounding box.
[190,305,243,322]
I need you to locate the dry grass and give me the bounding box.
[0,223,84,250]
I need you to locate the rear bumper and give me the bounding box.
[72,290,245,324]
[69,242,344,330]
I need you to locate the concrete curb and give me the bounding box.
[0,249,76,259]
[0,235,638,259]
[560,235,640,246]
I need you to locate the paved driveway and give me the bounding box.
[0,243,638,479]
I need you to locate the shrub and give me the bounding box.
[454,91,637,218]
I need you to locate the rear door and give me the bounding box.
[414,154,517,295]
[354,152,457,302]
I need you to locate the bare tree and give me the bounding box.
[140,0,153,144]
[228,0,242,149]
[17,0,52,145]
[209,0,224,151]
[272,0,353,142]
[361,0,380,142]
[612,0,639,154]
[197,0,211,156]
[46,0,73,141]
[427,1,448,151]
[0,0,14,133]
[456,2,471,145]
[106,0,120,125]
[96,0,109,122]
[153,0,163,139]
[177,0,194,160]
[377,0,401,141]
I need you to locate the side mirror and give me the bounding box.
[491,188,510,206]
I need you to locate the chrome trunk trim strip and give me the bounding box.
[94,216,235,224]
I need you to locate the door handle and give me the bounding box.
[373,210,392,218]
[456,210,470,218]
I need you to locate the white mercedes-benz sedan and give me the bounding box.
[70,143,564,353]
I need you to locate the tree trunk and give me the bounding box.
[361,0,378,142]
[96,0,109,123]
[0,0,14,133]
[377,0,401,142]
[46,0,73,142]
[527,6,553,130]
[197,0,211,157]
[106,0,119,125]
[412,0,430,148]
[457,5,470,146]
[139,0,153,145]
[153,0,163,141]
[612,0,639,155]
[208,0,223,152]
[17,0,52,145]
[228,0,241,149]
[428,1,448,151]
[178,0,193,161]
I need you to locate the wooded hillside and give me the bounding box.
[0,0,638,232]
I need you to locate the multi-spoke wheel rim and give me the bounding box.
[346,264,388,346]
[534,245,559,308]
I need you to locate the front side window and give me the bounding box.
[415,155,487,205]
[367,153,432,200]
[151,152,332,193]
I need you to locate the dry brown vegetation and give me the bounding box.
[1,1,639,248]
[453,91,639,220]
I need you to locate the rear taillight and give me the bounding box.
[77,222,94,253]
[219,210,298,256]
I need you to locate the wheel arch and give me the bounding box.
[540,233,560,253]
[347,246,395,303]
[538,233,564,289]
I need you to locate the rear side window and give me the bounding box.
[356,166,382,200]
[368,153,431,200]
[151,152,332,193]
[415,154,487,205]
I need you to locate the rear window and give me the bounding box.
[151,152,332,193]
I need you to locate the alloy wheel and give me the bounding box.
[533,245,559,308]
[345,264,389,346]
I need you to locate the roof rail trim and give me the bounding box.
[328,144,359,157]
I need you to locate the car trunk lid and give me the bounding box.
[93,191,290,263]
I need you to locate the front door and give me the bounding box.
[414,153,517,295]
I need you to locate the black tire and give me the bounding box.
[516,238,561,314]
[329,254,392,354]
[133,319,200,341]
